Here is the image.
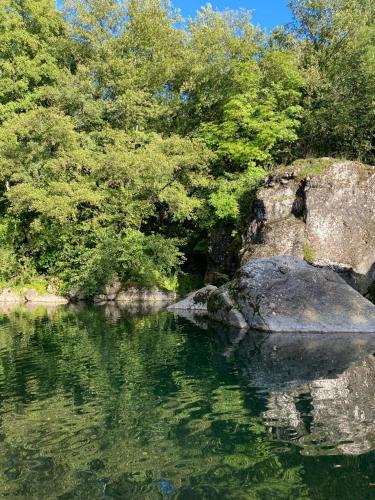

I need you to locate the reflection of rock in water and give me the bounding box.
[0,301,68,317]
[264,356,375,456]
[168,309,210,329]
[102,301,169,322]
[231,331,375,456]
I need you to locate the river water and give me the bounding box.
[0,304,374,499]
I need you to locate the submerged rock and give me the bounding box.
[241,159,375,297]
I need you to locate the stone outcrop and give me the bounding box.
[0,288,68,305]
[116,287,176,303]
[206,288,248,329]
[94,281,176,305]
[168,256,375,333]
[24,289,69,304]
[167,285,248,329]
[0,289,24,304]
[240,159,375,297]
[68,289,87,302]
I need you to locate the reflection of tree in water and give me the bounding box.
[0,307,308,499]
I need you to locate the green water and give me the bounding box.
[0,305,375,499]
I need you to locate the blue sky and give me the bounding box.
[174,1,292,30]
[56,1,292,31]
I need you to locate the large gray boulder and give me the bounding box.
[234,257,375,333]
[241,159,375,297]
[168,257,375,332]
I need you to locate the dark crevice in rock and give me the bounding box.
[249,199,266,244]
[291,179,307,220]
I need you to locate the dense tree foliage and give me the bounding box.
[286,0,375,160]
[0,0,373,295]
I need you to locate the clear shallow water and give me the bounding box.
[0,305,375,499]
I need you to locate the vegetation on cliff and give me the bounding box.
[0,0,373,295]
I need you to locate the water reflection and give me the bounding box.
[230,331,375,456]
[0,305,374,498]
[0,305,309,499]
[264,355,375,456]
[0,300,168,318]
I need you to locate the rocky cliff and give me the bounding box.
[240,159,375,298]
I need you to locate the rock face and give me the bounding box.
[241,159,375,297]
[234,256,375,333]
[24,289,69,304]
